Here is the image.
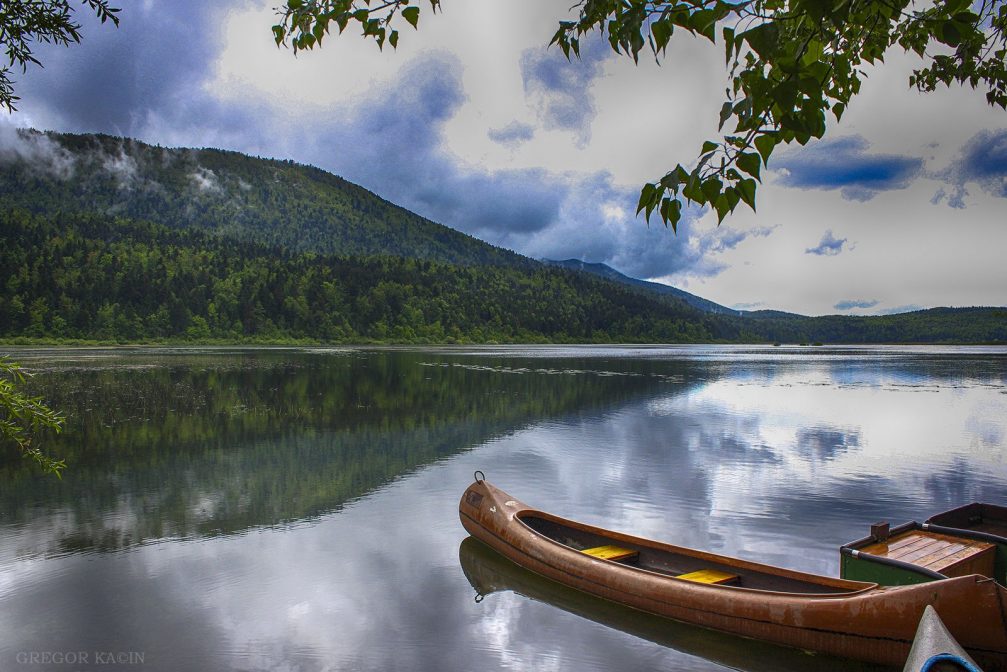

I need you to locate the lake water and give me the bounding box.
[1,345,1006,671]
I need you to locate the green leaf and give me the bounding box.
[718,101,733,130]
[737,178,757,210]
[636,182,658,216]
[659,170,682,191]
[402,6,420,29]
[724,186,741,212]
[736,152,761,180]
[701,140,719,154]
[753,134,777,164]
[771,80,799,110]
[939,20,962,47]
[701,177,723,203]
[801,39,824,66]
[659,197,682,231]
[714,194,731,223]
[690,9,717,42]
[739,22,779,60]
[682,173,706,204]
[651,19,673,53]
[723,26,735,65]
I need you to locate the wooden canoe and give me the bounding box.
[903,605,983,672]
[459,477,1007,670]
[458,536,856,672]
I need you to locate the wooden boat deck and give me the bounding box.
[521,514,852,594]
[858,528,995,578]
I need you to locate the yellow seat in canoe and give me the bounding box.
[581,544,638,562]
[676,568,739,585]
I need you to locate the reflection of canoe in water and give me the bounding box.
[903,605,983,672]
[458,477,1007,670]
[458,536,873,672]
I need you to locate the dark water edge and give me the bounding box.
[1,345,1005,671]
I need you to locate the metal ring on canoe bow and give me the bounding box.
[474,471,485,484]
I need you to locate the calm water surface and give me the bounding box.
[1,345,1005,671]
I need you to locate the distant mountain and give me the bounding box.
[542,259,747,316]
[1,130,1004,345]
[0,208,731,343]
[744,309,807,319]
[0,129,528,267]
[743,306,1007,344]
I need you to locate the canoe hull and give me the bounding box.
[460,479,1007,670]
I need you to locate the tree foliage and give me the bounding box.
[3,206,1005,346]
[1,130,530,268]
[1,3,118,475]
[0,208,726,345]
[0,0,120,111]
[0,357,65,476]
[273,0,1007,231]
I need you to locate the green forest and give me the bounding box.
[0,130,527,266]
[1,130,1005,345]
[0,209,725,343]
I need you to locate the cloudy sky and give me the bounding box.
[5,0,1006,315]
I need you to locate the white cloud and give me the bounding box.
[7,0,1005,316]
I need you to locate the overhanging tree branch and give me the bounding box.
[272,0,1005,231]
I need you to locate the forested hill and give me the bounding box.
[543,258,741,315]
[1,130,1004,345]
[0,129,527,267]
[0,209,728,343]
[3,208,1004,344]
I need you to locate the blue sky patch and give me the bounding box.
[775,136,923,200]
[520,36,610,145]
[806,230,847,256]
[834,299,879,310]
[933,128,1007,208]
[487,122,535,148]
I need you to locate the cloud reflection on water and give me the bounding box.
[0,346,1005,671]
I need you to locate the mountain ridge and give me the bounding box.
[0,129,530,267]
[542,258,745,316]
[1,129,1005,345]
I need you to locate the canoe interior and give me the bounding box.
[926,502,1007,585]
[520,514,855,595]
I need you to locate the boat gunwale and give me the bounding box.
[513,508,880,597]
[926,503,1007,545]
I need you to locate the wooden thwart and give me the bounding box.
[581,544,638,562]
[676,568,740,585]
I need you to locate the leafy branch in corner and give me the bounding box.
[273,0,439,52]
[0,357,65,476]
[272,0,1006,231]
[0,0,120,111]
